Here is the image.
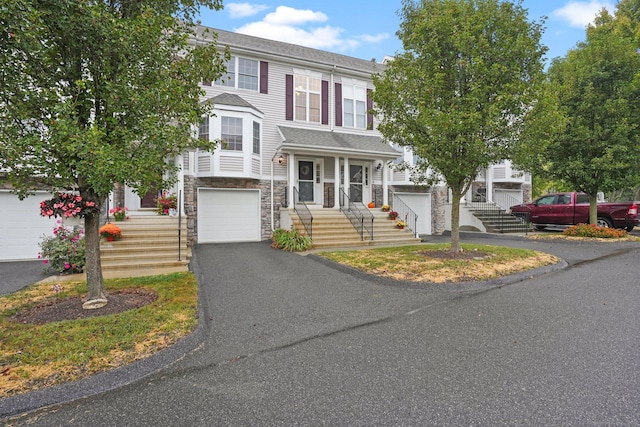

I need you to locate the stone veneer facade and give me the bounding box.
[183,176,287,246]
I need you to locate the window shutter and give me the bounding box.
[202,80,212,86]
[260,61,268,94]
[367,89,373,130]
[335,83,342,127]
[321,80,329,125]
[285,74,293,121]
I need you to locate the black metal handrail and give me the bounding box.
[293,187,313,238]
[392,195,419,238]
[339,189,374,240]
[466,193,530,233]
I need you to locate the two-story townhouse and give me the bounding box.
[1,26,534,261]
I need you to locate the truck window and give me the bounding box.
[557,195,571,204]
[537,195,556,205]
[576,194,589,204]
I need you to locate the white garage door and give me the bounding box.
[198,188,261,243]
[393,192,432,235]
[0,191,58,261]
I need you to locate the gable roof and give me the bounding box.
[278,126,400,159]
[202,93,263,114]
[195,27,385,75]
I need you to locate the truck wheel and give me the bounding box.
[597,217,613,228]
[625,226,635,232]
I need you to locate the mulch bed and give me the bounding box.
[10,288,158,325]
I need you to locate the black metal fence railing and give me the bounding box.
[391,195,419,238]
[339,189,374,241]
[465,193,530,233]
[293,187,313,239]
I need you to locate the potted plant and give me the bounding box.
[381,204,390,212]
[109,206,128,221]
[99,223,122,241]
[388,211,399,220]
[396,220,407,229]
[155,192,177,215]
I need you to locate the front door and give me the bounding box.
[349,165,363,203]
[298,160,314,203]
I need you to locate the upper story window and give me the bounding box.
[215,56,259,91]
[252,121,260,154]
[221,117,243,151]
[198,116,209,140]
[343,83,367,129]
[294,74,321,123]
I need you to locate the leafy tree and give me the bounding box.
[372,0,553,252]
[545,8,640,224]
[0,0,226,307]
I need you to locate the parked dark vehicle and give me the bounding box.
[509,192,639,231]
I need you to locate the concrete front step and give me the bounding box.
[290,208,420,249]
[99,215,189,276]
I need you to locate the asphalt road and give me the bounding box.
[3,234,640,426]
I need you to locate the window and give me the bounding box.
[294,74,321,123]
[221,117,243,151]
[198,117,209,141]
[215,56,259,91]
[343,84,367,129]
[252,121,260,154]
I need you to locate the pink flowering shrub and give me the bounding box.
[40,192,99,218]
[38,223,86,274]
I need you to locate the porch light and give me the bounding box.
[278,155,285,164]
[376,162,382,170]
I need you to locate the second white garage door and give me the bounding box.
[0,191,58,261]
[197,188,261,243]
[393,192,432,235]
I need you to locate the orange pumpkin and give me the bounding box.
[367,202,375,208]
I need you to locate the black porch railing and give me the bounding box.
[391,195,419,238]
[293,187,313,239]
[339,189,374,241]
[465,193,530,233]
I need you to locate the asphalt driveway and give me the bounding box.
[0,260,52,296]
[3,233,640,425]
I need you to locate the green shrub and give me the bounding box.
[271,228,313,252]
[562,223,627,238]
[38,224,86,274]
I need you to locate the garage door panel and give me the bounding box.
[198,189,261,243]
[0,192,58,260]
[393,193,431,235]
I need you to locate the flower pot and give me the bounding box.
[106,236,115,242]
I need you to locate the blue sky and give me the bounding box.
[198,0,617,65]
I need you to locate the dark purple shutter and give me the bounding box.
[321,80,329,125]
[285,74,293,121]
[202,80,212,86]
[367,89,373,130]
[260,61,268,94]
[334,83,342,127]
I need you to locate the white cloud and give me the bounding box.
[232,5,388,54]
[226,3,269,19]
[262,6,328,26]
[358,33,390,44]
[552,1,615,28]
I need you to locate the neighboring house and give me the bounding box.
[1,26,532,261]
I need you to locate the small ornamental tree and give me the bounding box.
[0,1,227,308]
[545,8,640,224]
[372,0,555,252]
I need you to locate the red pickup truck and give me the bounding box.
[509,192,639,231]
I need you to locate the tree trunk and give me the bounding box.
[589,193,598,225]
[451,194,462,253]
[83,208,107,309]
